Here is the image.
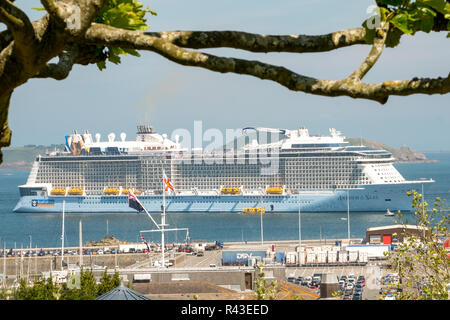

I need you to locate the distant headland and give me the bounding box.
[346,138,438,163]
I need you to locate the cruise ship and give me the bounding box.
[13,125,433,213]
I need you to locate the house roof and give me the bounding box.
[95,284,151,300]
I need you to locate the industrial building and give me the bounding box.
[365,224,429,245]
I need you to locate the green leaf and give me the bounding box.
[378,0,403,6]
[96,60,106,71]
[417,0,450,18]
[385,27,404,47]
[362,19,377,44]
[411,6,436,32]
[391,13,415,34]
[93,0,156,69]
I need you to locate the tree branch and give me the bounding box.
[34,44,80,80]
[148,28,368,53]
[40,0,66,26]
[33,43,107,80]
[0,29,12,51]
[0,0,36,57]
[0,90,12,164]
[83,24,450,104]
[40,0,108,37]
[348,22,389,81]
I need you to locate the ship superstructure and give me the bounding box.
[14,125,433,213]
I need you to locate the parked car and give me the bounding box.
[313,273,322,281]
[343,293,352,300]
[302,276,312,286]
[353,293,362,300]
[312,276,321,286]
[346,283,354,293]
[287,277,296,283]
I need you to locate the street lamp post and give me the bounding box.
[298,191,302,266]
[347,189,350,243]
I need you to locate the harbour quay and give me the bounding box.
[0,237,395,300]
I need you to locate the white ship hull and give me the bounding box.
[14,182,428,213]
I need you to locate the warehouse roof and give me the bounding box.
[366,224,426,232]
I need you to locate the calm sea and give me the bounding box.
[0,153,449,249]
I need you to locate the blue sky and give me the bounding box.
[7,0,450,151]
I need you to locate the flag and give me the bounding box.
[141,236,150,254]
[128,192,144,212]
[163,171,174,192]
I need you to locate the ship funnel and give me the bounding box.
[95,133,101,143]
[108,133,115,142]
[120,132,126,142]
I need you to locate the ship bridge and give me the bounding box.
[242,126,348,151]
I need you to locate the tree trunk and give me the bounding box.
[0,91,12,165]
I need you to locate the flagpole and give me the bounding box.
[347,189,350,243]
[161,170,166,269]
[61,200,65,270]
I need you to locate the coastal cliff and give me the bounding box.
[346,138,435,163]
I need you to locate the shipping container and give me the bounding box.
[222,250,267,266]
[306,252,316,264]
[298,252,306,265]
[358,251,369,263]
[338,251,348,263]
[317,251,327,264]
[348,251,358,262]
[286,251,297,265]
[327,251,337,263]
[346,245,390,260]
[275,252,285,264]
